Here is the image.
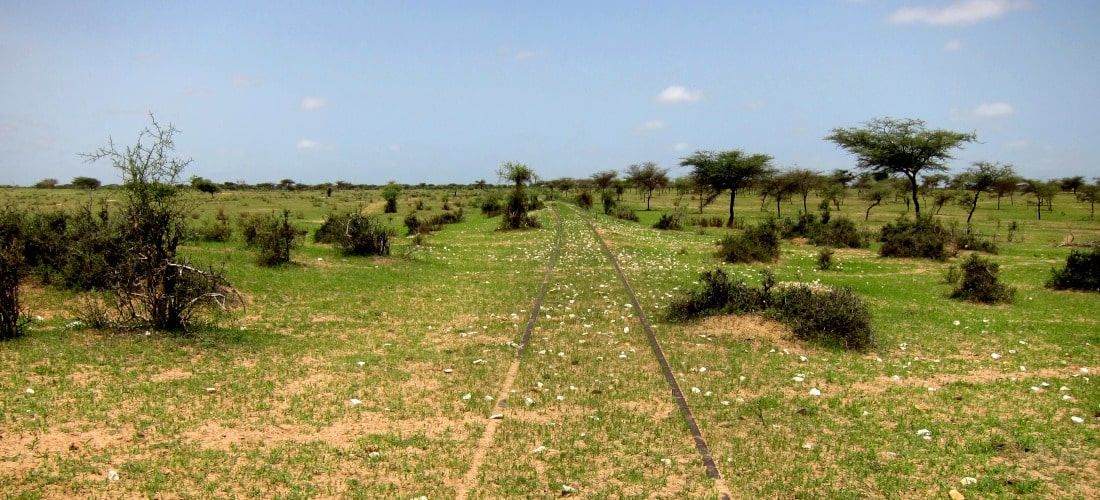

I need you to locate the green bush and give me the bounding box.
[575,191,594,210]
[479,195,503,218]
[0,207,29,339]
[192,220,234,242]
[611,206,639,222]
[716,219,781,264]
[247,210,306,266]
[810,216,867,248]
[816,247,834,271]
[665,268,875,350]
[602,192,616,214]
[319,212,393,256]
[653,209,685,230]
[663,269,766,322]
[500,191,541,230]
[880,216,949,260]
[951,254,1015,304]
[1046,247,1100,292]
[20,203,128,291]
[767,285,876,350]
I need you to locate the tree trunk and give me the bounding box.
[908,174,921,216]
[727,190,736,228]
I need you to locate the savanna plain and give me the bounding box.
[1,185,1097,499]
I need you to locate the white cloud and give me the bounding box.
[890,0,1029,26]
[673,142,690,152]
[387,144,401,152]
[300,97,328,111]
[297,139,334,151]
[639,119,665,131]
[944,39,963,51]
[974,102,1015,117]
[657,86,702,104]
[950,101,1016,120]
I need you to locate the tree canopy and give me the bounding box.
[826,117,976,216]
[680,149,771,227]
[955,161,1015,227]
[624,162,669,210]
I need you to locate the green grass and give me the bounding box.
[1,185,1097,498]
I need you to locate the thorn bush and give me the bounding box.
[716,219,781,264]
[0,206,29,339]
[879,215,950,260]
[665,268,875,350]
[950,254,1016,304]
[1046,247,1100,292]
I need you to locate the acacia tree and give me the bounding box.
[190,176,219,198]
[990,175,1021,209]
[624,162,669,210]
[1024,180,1059,220]
[826,117,976,216]
[955,161,1016,230]
[1079,182,1098,220]
[71,176,102,190]
[681,150,772,227]
[783,168,821,214]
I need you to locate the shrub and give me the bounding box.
[381,183,400,214]
[575,191,594,210]
[665,268,875,350]
[500,191,541,230]
[1046,247,1100,292]
[326,212,393,256]
[611,206,639,222]
[653,209,685,230]
[21,202,127,291]
[767,285,876,350]
[880,216,949,260]
[664,269,766,322]
[602,192,616,214]
[192,220,234,242]
[951,254,1015,304]
[810,217,867,249]
[0,207,29,339]
[480,195,503,218]
[716,219,781,264]
[816,247,834,271]
[249,210,306,266]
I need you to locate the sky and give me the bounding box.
[2,0,1098,186]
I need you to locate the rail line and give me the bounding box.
[457,203,730,499]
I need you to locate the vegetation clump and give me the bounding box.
[244,210,306,266]
[665,268,875,350]
[78,115,240,331]
[1046,247,1100,292]
[717,219,781,264]
[0,207,29,339]
[317,212,394,256]
[879,215,949,260]
[950,254,1016,304]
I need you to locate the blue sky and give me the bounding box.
[2,0,1097,186]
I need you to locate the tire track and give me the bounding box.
[455,206,563,500]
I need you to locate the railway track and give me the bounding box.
[458,203,730,499]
